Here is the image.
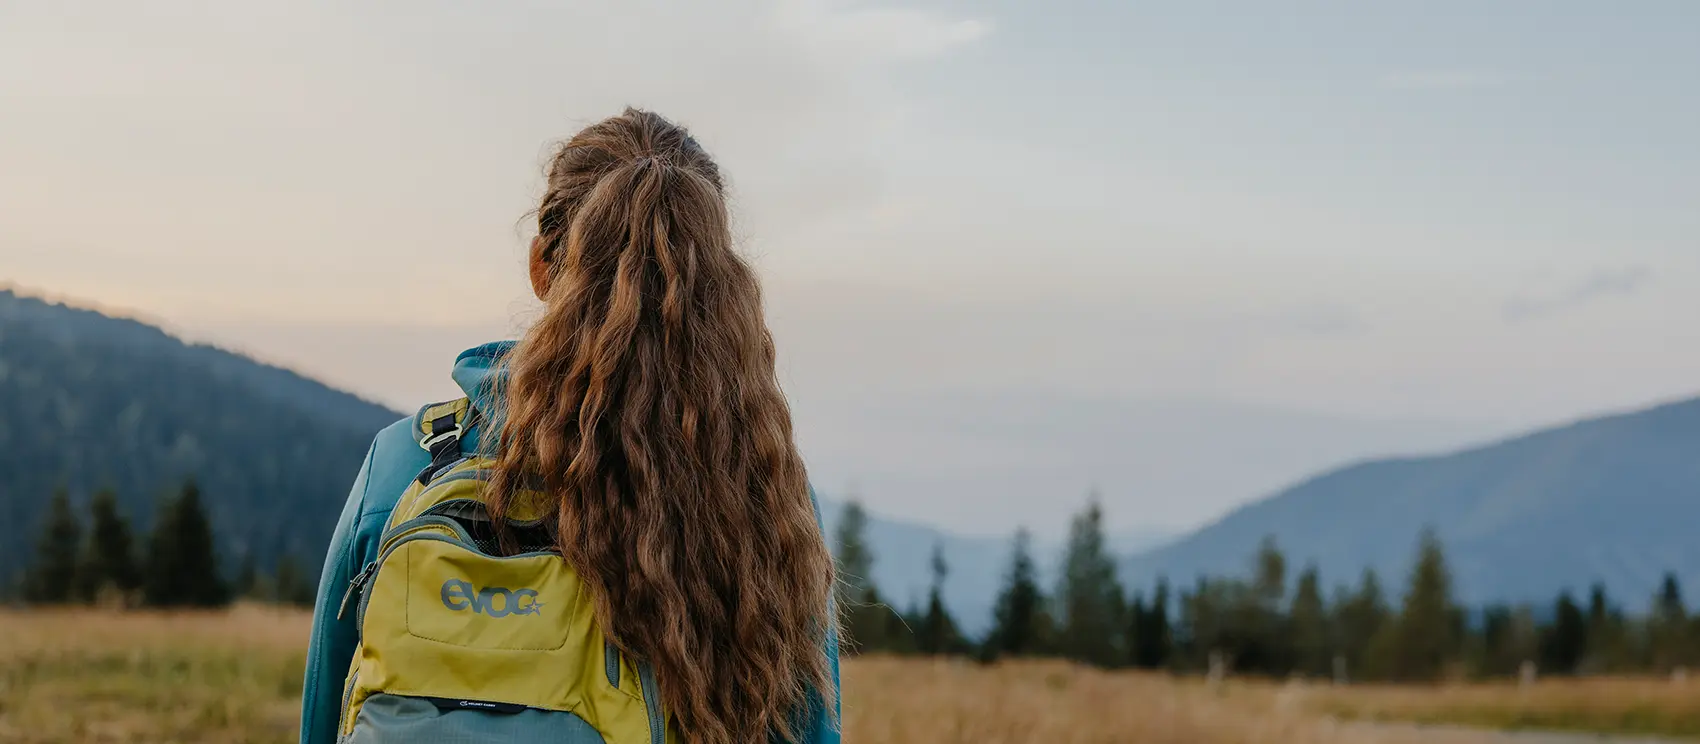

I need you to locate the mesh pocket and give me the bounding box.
[423,500,557,557]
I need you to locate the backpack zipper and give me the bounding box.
[338,668,361,736]
[335,516,475,623]
[337,562,376,621]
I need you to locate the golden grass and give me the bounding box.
[1,607,1693,743]
[0,604,307,744]
[1299,676,1700,739]
[839,656,1498,744]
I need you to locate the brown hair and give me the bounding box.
[484,108,836,743]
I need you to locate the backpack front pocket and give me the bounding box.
[391,533,579,651]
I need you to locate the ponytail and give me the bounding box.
[485,109,836,744]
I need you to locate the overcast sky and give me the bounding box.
[3,1,1697,535]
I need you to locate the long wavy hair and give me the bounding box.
[483,108,836,744]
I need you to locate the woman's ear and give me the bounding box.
[529,235,552,301]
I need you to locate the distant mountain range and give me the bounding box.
[1123,395,1700,611]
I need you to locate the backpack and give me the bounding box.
[335,397,673,743]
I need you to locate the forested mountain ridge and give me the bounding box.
[0,289,401,579]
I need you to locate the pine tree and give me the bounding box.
[1389,528,1458,682]
[1178,577,1227,673]
[831,500,890,653]
[1476,604,1515,677]
[1334,568,1390,681]
[142,493,176,606]
[988,527,1047,658]
[1241,535,1291,676]
[1587,583,1610,627]
[833,500,875,604]
[1586,584,1610,640]
[877,593,917,654]
[1650,572,1690,671]
[1253,535,1287,608]
[1582,583,1620,673]
[143,480,230,608]
[1055,495,1124,667]
[76,488,140,606]
[24,489,82,605]
[1289,564,1330,678]
[1135,577,1172,669]
[1127,592,1148,667]
[917,544,961,655]
[1655,573,1686,622]
[1540,590,1587,675]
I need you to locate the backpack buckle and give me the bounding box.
[419,427,463,453]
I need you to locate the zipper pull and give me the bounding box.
[337,562,376,621]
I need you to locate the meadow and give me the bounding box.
[1,607,1694,743]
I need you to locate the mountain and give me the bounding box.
[1124,396,1700,610]
[818,500,1173,636]
[0,289,401,582]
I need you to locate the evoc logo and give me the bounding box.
[440,579,543,618]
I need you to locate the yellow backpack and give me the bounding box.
[335,398,672,743]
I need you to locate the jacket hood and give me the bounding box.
[438,340,515,452]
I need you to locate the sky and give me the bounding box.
[3,1,1697,537]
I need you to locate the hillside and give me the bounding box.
[1124,396,1700,608]
[0,290,401,580]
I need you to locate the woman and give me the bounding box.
[300,109,841,744]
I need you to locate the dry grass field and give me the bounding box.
[1,607,1693,743]
[0,606,306,743]
[839,657,1500,744]
[1300,676,1700,740]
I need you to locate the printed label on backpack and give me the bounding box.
[421,696,529,714]
[440,578,545,618]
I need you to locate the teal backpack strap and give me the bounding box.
[412,397,480,485]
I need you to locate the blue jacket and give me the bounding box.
[300,341,841,744]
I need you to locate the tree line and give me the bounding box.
[7,482,316,609]
[835,497,1700,682]
[16,480,1700,683]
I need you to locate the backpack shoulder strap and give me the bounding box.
[411,397,481,485]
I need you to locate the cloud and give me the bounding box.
[1378,70,1517,91]
[1503,266,1653,321]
